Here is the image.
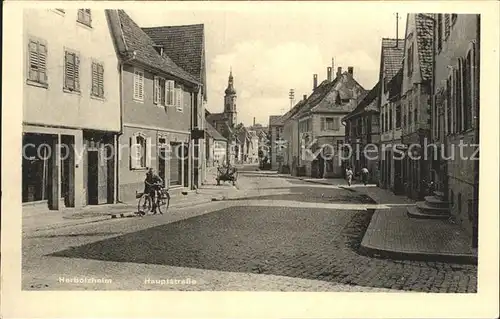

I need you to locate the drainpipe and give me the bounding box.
[115,54,136,204]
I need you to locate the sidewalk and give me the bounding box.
[23,168,240,233]
[281,174,477,264]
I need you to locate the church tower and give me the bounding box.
[224,68,237,128]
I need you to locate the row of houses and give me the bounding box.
[269,65,366,177]
[272,13,480,245]
[345,13,479,243]
[23,9,210,212]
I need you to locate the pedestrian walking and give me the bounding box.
[361,167,369,185]
[345,167,353,186]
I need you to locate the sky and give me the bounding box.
[128,4,407,127]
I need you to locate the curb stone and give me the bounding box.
[286,176,477,265]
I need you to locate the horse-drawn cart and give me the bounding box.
[216,164,238,186]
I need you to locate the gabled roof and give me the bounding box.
[388,67,403,99]
[204,120,226,141]
[269,115,284,127]
[206,112,226,124]
[414,14,434,81]
[343,81,381,121]
[142,24,205,82]
[293,72,366,119]
[106,10,200,85]
[381,38,405,80]
[281,99,306,123]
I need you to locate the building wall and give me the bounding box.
[433,14,480,236]
[118,126,190,203]
[23,9,120,132]
[122,64,193,131]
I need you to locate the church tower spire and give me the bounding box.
[224,68,237,127]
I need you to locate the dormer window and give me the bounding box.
[153,44,164,56]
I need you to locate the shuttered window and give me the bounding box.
[165,80,175,106]
[446,76,452,135]
[64,50,80,92]
[27,39,48,85]
[154,76,167,105]
[91,62,104,98]
[130,133,151,169]
[77,9,92,27]
[133,68,144,101]
[464,44,475,131]
[444,14,451,39]
[176,87,183,112]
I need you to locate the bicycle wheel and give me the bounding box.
[157,192,170,214]
[137,194,152,215]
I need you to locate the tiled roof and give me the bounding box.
[269,115,284,127]
[204,120,226,141]
[343,81,381,121]
[142,24,204,82]
[280,99,306,123]
[293,73,366,119]
[388,67,403,99]
[110,10,199,85]
[312,74,366,113]
[415,14,434,81]
[206,112,226,124]
[381,38,405,80]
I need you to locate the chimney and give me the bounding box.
[327,67,332,82]
[303,94,307,101]
[348,66,354,76]
[336,67,342,78]
[253,117,256,126]
[313,74,318,90]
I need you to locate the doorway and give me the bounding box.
[87,150,99,205]
[158,147,167,188]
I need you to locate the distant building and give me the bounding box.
[268,115,284,170]
[291,66,365,178]
[204,119,227,167]
[206,70,241,164]
[378,38,405,193]
[400,13,434,200]
[343,82,381,183]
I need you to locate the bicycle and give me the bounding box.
[136,183,170,215]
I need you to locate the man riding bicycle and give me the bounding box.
[144,167,163,214]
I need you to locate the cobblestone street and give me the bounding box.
[22,170,477,292]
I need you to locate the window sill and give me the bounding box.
[176,108,184,113]
[63,88,81,95]
[133,98,144,103]
[131,167,148,171]
[26,80,48,89]
[51,9,65,16]
[91,95,105,102]
[76,21,93,30]
[154,103,166,108]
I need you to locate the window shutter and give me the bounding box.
[469,42,477,129]
[166,80,174,106]
[133,71,139,99]
[153,76,159,104]
[146,137,152,168]
[98,64,104,97]
[321,118,325,131]
[138,71,144,100]
[28,41,39,81]
[74,54,80,91]
[91,62,98,96]
[444,14,450,38]
[176,88,182,110]
[38,42,47,83]
[334,118,340,130]
[65,51,75,90]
